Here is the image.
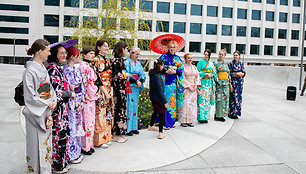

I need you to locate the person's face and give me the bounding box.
[159,64,164,71]
[83,51,95,61]
[72,53,80,63]
[130,49,140,61]
[233,53,240,61]
[168,43,176,55]
[98,42,109,56]
[204,51,209,60]
[219,51,225,61]
[185,55,193,65]
[57,47,67,64]
[39,45,51,61]
[122,47,128,57]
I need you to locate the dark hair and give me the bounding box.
[27,39,50,55]
[82,46,95,55]
[95,39,108,56]
[204,49,211,59]
[66,46,80,59]
[113,41,128,58]
[47,44,65,63]
[153,59,164,74]
[233,50,241,56]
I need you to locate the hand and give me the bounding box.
[166,68,176,74]
[71,92,76,99]
[164,103,168,108]
[46,115,53,129]
[125,73,130,79]
[105,92,111,100]
[230,84,234,92]
[76,102,84,112]
[69,84,75,91]
[237,72,244,77]
[205,73,213,79]
[48,102,57,111]
[137,80,142,87]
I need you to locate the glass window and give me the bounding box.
[156,21,169,32]
[279,12,287,22]
[83,0,98,8]
[236,44,246,54]
[291,30,299,40]
[237,8,247,19]
[191,4,202,16]
[120,38,134,47]
[253,0,261,2]
[266,11,274,21]
[221,43,231,53]
[64,0,79,7]
[190,23,202,34]
[82,37,97,47]
[264,45,273,55]
[292,14,300,23]
[304,47,306,56]
[120,18,135,30]
[189,42,201,52]
[239,0,247,1]
[237,26,246,37]
[222,25,232,36]
[121,0,134,11]
[250,45,260,55]
[83,16,98,28]
[205,42,216,53]
[45,0,59,6]
[0,15,29,23]
[157,2,169,13]
[102,18,117,29]
[138,20,152,31]
[207,6,218,17]
[222,7,233,18]
[252,10,261,20]
[174,3,186,15]
[293,0,300,7]
[266,0,275,4]
[278,46,286,56]
[64,15,79,27]
[139,0,153,12]
[44,35,59,44]
[44,15,59,27]
[138,39,151,51]
[0,27,28,34]
[291,47,298,56]
[280,0,288,5]
[251,27,260,37]
[173,22,185,33]
[0,38,28,45]
[0,4,29,11]
[278,29,287,39]
[265,28,274,38]
[206,24,217,35]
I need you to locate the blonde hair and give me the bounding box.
[184,53,192,59]
[219,48,227,56]
[167,40,178,49]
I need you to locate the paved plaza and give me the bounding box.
[1,64,306,174]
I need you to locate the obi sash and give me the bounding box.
[126,74,139,93]
[185,75,195,84]
[217,72,228,80]
[202,70,213,79]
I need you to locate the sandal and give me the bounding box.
[158,133,165,139]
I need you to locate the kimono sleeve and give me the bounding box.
[182,68,191,89]
[194,65,201,86]
[175,56,183,76]
[197,60,206,79]
[212,63,220,86]
[48,67,65,103]
[138,61,146,83]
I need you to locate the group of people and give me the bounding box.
[22,37,245,174]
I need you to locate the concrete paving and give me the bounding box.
[1,64,306,174]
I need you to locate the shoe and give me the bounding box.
[132,130,139,134]
[101,143,110,148]
[301,93,304,96]
[158,132,165,139]
[70,155,84,164]
[81,149,92,155]
[214,116,225,122]
[106,141,112,146]
[181,123,188,127]
[126,132,133,136]
[112,135,128,143]
[52,168,68,174]
[228,115,237,119]
[187,123,194,127]
[171,125,175,128]
[148,125,159,131]
[198,120,208,124]
[90,148,95,153]
[163,127,170,130]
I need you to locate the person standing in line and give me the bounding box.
[63,46,85,163]
[92,39,113,148]
[47,44,76,173]
[197,49,219,123]
[149,59,168,139]
[214,49,231,122]
[178,53,200,127]
[23,39,56,174]
[125,47,146,136]
[301,65,306,96]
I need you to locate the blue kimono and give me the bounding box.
[125,58,146,133]
[159,52,184,128]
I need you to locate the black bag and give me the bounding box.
[14,81,25,106]
[286,86,296,101]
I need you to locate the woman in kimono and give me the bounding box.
[197,49,218,123]
[92,39,113,148]
[159,40,184,129]
[47,44,76,173]
[79,46,99,155]
[214,49,231,122]
[23,39,56,174]
[179,53,200,127]
[63,46,85,163]
[228,50,246,119]
[125,47,146,136]
[112,41,129,143]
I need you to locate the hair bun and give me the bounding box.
[27,48,34,55]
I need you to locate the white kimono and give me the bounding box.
[22,61,55,174]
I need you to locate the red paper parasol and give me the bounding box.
[150,34,185,54]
